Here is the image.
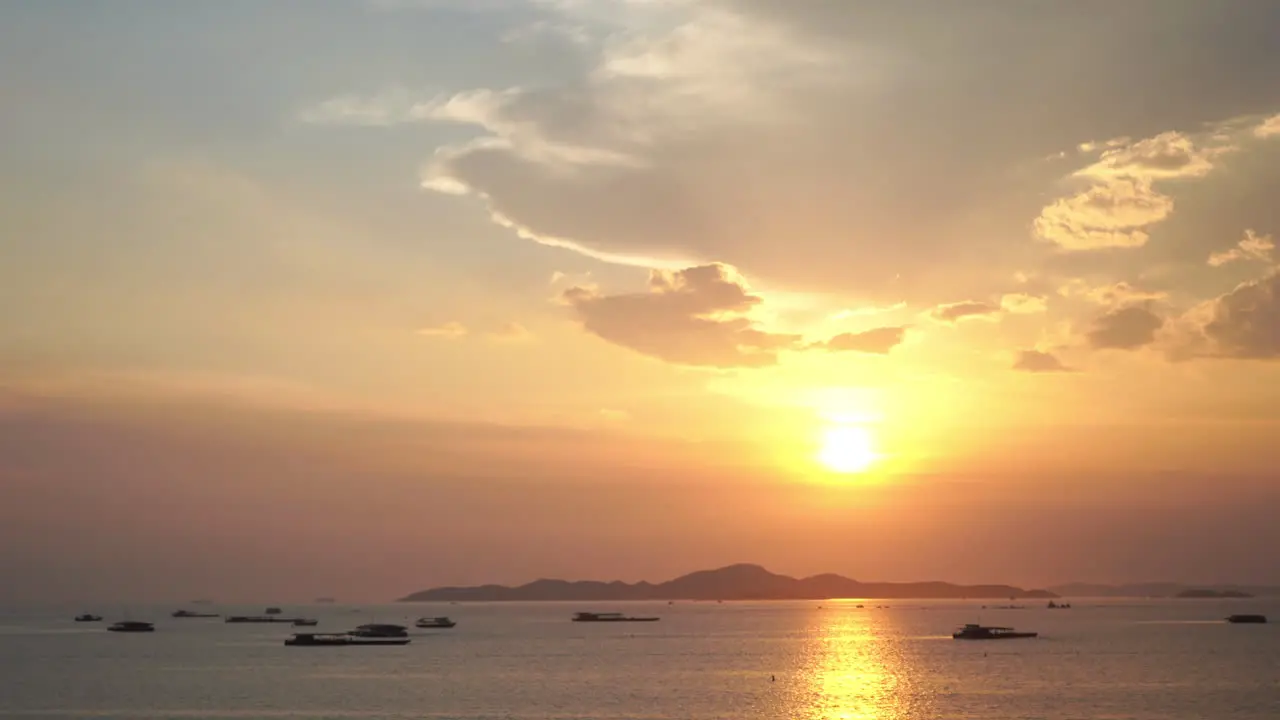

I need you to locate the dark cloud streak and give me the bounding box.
[1087,305,1164,350]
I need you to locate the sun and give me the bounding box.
[817,424,880,474]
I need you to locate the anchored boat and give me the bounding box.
[952,623,1037,640]
[108,621,155,633]
[349,623,409,638]
[285,632,410,647]
[1226,614,1267,624]
[572,612,660,623]
[172,609,219,618]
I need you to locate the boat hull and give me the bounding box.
[953,632,1037,640]
[285,638,411,647]
[1226,615,1267,624]
[108,627,155,633]
[573,617,660,622]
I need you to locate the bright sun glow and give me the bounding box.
[817,425,880,474]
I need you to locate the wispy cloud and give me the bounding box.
[1208,229,1275,267]
[930,301,1001,324]
[1254,113,1280,138]
[1012,350,1071,373]
[1035,177,1174,251]
[488,321,534,343]
[1001,294,1048,315]
[417,321,468,338]
[809,326,907,354]
[1058,280,1168,307]
[830,302,907,320]
[561,263,802,368]
[1035,129,1236,251]
[299,87,444,127]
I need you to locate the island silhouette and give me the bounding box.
[399,563,1058,602]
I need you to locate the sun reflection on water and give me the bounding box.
[788,606,929,720]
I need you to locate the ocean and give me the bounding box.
[1,599,1276,719]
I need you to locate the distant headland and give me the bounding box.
[398,563,1058,602]
[1174,588,1253,599]
[1047,582,1277,598]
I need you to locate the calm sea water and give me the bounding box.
[1,599,1277,719]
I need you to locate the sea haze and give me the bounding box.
[1,599,1277,719]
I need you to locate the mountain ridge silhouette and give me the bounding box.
[398,563,1057,601]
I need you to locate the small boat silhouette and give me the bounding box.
[952,624,1037,640]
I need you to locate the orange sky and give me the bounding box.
[3,1,1280,601]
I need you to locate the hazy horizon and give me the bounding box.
[3,389,1277,604]
[3,1,1280,605]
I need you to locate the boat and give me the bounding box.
[225,615,304,624]
[349,623,409,638]
[952,623,1037,640]
[108,621,155,633]
[74,614,102,622]
[415,616,456,629]
[172,610,219,618]
[1046,601,1071,609]
[264,607,282,615]
[292,618,319,627]
[1226,614,1267,624]
[571,612,660,623]
[285,632,410,647]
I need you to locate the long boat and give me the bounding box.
[285,633,410,647]
[952,623,1037,640]
[572,612,660,623]
[1226,614,1267,624]
[108,621,155,633]
[349,623,409,638]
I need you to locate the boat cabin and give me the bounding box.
[573,612,624,621]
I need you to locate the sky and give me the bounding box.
[3,0,1280,603]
